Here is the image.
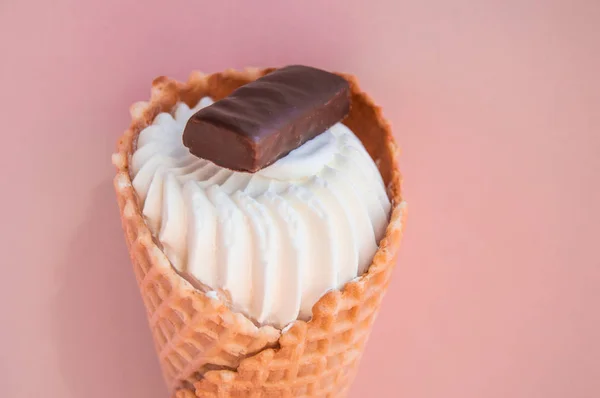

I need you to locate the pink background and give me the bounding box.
[2,0,599,397]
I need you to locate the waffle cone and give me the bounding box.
[113,67,407,397]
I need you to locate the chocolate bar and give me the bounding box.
[182,65,350,173]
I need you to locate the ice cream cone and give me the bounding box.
[113,67,406,397]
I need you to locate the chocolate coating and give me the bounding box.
[182,65,350,173]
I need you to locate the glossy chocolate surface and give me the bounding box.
[182,65,350,172]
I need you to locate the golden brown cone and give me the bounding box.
[113,67,407,397]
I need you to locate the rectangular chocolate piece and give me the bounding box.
[182,65,350,173]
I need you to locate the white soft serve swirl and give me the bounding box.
[131,97,391,328]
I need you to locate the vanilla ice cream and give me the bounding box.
[130,97,391,328]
